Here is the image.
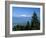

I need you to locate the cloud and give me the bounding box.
[20,15,27,17]
[13,14,33,17]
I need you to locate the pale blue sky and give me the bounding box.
[12,7,40,17]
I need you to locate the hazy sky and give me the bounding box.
[12,7,40,17]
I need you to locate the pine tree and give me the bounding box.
[25,21,30,30]
[31,12,40,30]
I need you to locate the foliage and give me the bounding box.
[31,12,40,30]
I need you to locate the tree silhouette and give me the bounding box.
[31,12,40,30]
[16,24,21,30]
[13,26,16,31]
[25,21,30,30]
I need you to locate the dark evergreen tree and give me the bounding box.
[13,26,16,31]
[25,21,30,30]
[31,12,40,30]
[16,24,20,30]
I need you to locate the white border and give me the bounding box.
[10,4,43,34]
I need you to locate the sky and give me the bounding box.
[12,7,40,25]
[12,7,40,17]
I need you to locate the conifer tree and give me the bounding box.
[25,21,30,30]
[31,12,40,30]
